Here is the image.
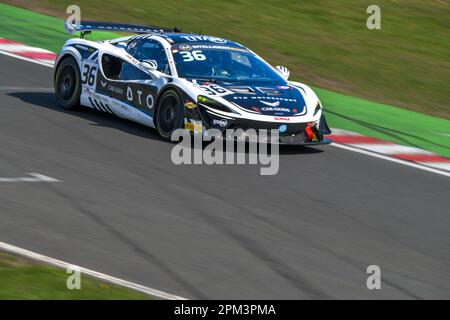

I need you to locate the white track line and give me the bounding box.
[0,86,53,91]
[331,143,450,178]
[0,241,186,300]
[348,143,434,155]
[0,43,54,53]
[328,128,361,136]
[0,173,60,183]
[0,49,54,67]
[420,162,450,171]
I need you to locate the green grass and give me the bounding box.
[0,2,117,51]
[0,2,449,157]
[317,87,450,157]
[0,251,151,299]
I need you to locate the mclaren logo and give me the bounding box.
[261,101,280,107]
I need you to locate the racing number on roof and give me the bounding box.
[81,61,98,90]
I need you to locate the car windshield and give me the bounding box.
[172,44,286,83]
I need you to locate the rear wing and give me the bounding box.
[65,20,181,37]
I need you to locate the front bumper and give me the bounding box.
[189,105,332,145]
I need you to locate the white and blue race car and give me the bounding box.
[54,21,331,144]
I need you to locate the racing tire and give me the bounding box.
[155,89,185,140]
[54,56,81,110]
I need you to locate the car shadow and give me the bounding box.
[8,91,325,155]
[8,91,162,142]
[279,145,324,155]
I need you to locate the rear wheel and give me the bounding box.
[155,89,185,140]
[54,56,81,110]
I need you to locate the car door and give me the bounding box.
[95,53,159,127]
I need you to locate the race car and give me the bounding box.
[54,21,331,144]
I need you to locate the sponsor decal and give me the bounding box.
[186,44,249,53]
[126,86,154,109]
[261,101,281,107]
[75,44,89,51]
[212,119,228,128]
[147,94,154,109]
[180,36,227,44]
[278,125,288,133]
[184,101,196,109]
[261,107,291,113]
[185,120,203,133]
[233,96,297,102]
[108,84,123,95]
[179,44,192,51]
[73,44,97,59]
[95,75,157,115]
[274,117,290,121]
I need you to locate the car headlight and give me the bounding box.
[197,95,235,113]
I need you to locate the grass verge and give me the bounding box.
[0,251,150,299]
[0,3,448,157]
[317,88,450,158]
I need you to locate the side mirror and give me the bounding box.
[140,59,158,72]
[275,65,290,80]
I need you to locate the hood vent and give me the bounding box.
[257,87,283,95]
[228,86,255,94]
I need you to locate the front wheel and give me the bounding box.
[155,89,185,140]
[54,56,81,110]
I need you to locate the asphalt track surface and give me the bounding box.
[0,54,449,299]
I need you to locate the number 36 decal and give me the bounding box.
[81,62,98,89]
[180,50,206,62]
[200,84,232,96]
